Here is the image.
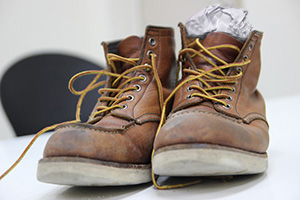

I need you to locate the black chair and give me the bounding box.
[0,54,105,136]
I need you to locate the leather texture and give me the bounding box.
[154,23,269,154]
[43,26,176,164]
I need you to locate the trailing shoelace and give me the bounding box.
[151,38,251,189]
[0,51,164,181]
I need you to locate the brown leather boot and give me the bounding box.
[152,23,269,177]
[37,26,176,186]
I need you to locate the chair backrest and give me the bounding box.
[0,54,105,136]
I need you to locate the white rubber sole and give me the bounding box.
[152,144,268,176]
[37,157,151,186]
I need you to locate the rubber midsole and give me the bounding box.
[37,157,151,186]
[153,144,268,176]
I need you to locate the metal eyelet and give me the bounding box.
[147,50,156,59]
[243,55,248,61]
[187,85,194,92]
[186,94,194,99]
[230,87,236,93]
[249,43,253,51]
[180,55,186,64]
[143,63,151,72]
[126,95,134,102]
[139,74,147,82]
[223,104,231,109]
[133,84,141,92]
[226,95,233,101]
[236,67,242,73]
[149,37,156,46]
[120,104,127,110]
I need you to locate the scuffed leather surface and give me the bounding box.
[154,24,269,154]
[44,122,158,164]
[43,26,176,165]
[154,107,269,153]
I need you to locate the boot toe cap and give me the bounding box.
[43,124,147,164]
[154,109,269,153]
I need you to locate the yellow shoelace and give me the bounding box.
[151,38,251,189]
[0,51,164,181]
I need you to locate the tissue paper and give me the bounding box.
[185,4,253,41]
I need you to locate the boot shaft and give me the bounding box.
[138,26,177,90]
[89,26,176,124]
[102,26,176,90]
[223,31,266,122]
[176,23,266,122]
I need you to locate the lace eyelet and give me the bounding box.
[139,74,147,82]
[249,43,253,51]
[187,85,194,92]
[243,55,248,61]
[147,50,156,59]
[226,95,233,101]
[149,37,156,46]
[180,55,186,64]
[186,94,194,99]
[120,104,127,110]
[126,95,134,102]
[143,63,151,72]
[236,67,242,73]
[230,87,236,93]
[133,84,141,92]
[223,104,231,109]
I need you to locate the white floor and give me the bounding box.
[0,95,299,200]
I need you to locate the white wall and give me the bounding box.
[0,0,299,139]
[242,0,300,99]
[0,0,144,139]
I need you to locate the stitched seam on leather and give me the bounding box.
[243,112,269,126]
[131,74,150,118]
[172,97,203,114]
[247,117,269,127]
[168,110,268,126]
[243,112,266,119]
[136,113,161,123]
[147,29,173,37]
[235,36,258,117]
[56,124,136,134]
[137,112,160,119]
[168,110,242,123]
[132,34,157,118]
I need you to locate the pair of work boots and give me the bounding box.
[37,23,269,187]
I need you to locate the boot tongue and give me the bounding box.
[117,36,143,72]
[192,32,243,72]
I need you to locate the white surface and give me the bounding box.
[0,95,300,200]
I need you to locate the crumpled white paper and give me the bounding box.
[185,4,253,41]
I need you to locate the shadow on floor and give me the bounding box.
[48,173,267,200]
